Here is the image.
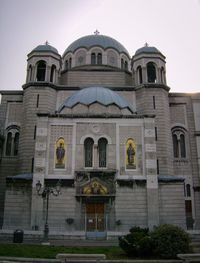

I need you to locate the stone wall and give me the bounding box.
[3,181,32,230]
[159,182,186,228]
[115,183,147,231]
[60,70,133,87]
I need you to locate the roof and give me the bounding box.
[58,87,135,113]
[63,35,130,57]
[32,44,58,54]
[135,46,162,55]
[7,174,33,180]
[158,175,184,182]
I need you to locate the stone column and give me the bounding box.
[94,144,98,168]
[142,67,147,83]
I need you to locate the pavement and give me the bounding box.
[0,237,119,246]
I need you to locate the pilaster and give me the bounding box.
[31,116,48,229]
[144,118,159,229]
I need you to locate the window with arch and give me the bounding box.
[84,138,94,167]
[126,138,136,169]
[97,53,102,65]
[50,65,56,83]
[91,53,96,65]
[172,128,186,158]
[36,60,46,81]
[5,128,20,156]
[14,132,19,156]
[65,58,72,70]
[69,58,72,69]
[147,62,156,83]
[186,184,191,197]
[137,66,143,84]
[66,60,69,70]
[121,58,124,69]
[124,61,128,70]
[6,132,12,156]
[98,138,108,167]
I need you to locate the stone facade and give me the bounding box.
[0,34,199,238]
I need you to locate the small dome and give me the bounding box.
[135,46,161,55]
[63,35,130,57]
[32,44,58,54]
[58,87,135,113]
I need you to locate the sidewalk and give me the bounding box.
[0,236,119,246]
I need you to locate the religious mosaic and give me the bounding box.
[126,138,136,169]
[55,138,66,169]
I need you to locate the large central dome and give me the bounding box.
[63,35,130,57]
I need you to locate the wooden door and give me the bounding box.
[86,203,104,232]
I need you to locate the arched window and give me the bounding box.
[84,138,94,167]
[124,61,128,70]
[147,62,156,83]
[172,129,186,158]
[29,65,32,81]
[137,66,143,84]
[98,138,107,167]
[186,184,191,197]
[6,132,12,156]
[66,60,69,70]
[97,53,102,65]
[180,134,186,158]
[69,58,72,69]
[173,134,179,158]
[50,65,56,83]
[91,53,96,65]
[36,61,46,81]
[121,59,124,69]
[14,132,19,156]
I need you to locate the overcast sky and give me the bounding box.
[0,0,200,93]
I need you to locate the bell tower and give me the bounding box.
[18,43,61,174]
[132,44,173,177]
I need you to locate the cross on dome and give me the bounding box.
[94,29,100,35]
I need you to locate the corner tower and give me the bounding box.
[18,43,61,174]
[132,44,173,176]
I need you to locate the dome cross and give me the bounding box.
[94,29,100,35]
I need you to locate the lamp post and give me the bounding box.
[36,180,61,243]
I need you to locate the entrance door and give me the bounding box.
[86,203,107,238]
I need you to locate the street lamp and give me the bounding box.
[36,180,61,243]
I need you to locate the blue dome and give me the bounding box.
[135,46,161,55]
[58,87,135,113]
[32,44,58,54]
[63,35,130,57]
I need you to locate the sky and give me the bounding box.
[0,0,200,93]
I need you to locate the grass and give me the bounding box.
[0,244,127,260]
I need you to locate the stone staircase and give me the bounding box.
[189,232,200,252]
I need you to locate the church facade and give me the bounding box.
[0,33,200,239]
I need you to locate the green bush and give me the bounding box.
[119,224,191,259]
[118,227,152,257]
[151,224,191,259]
